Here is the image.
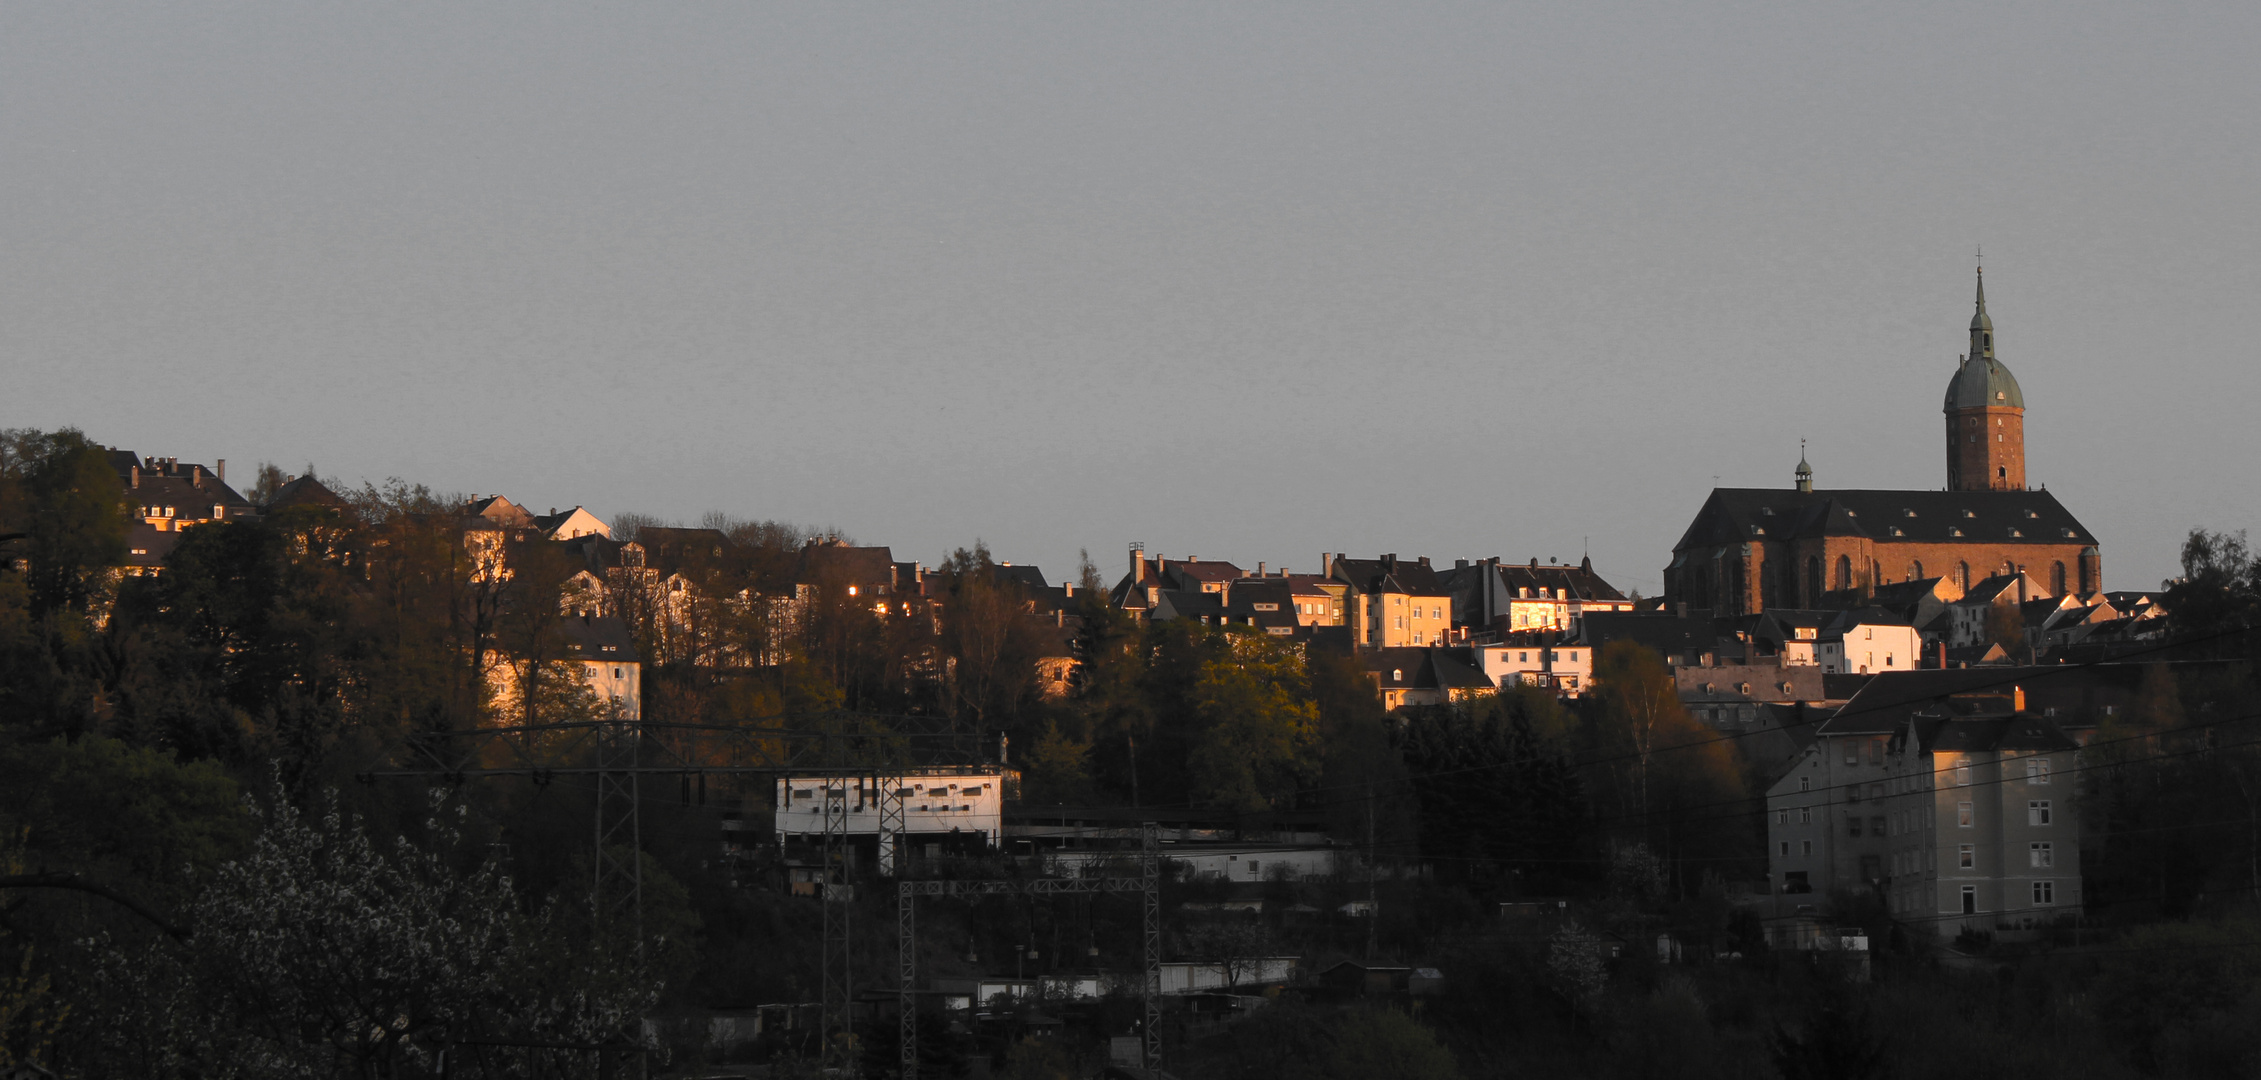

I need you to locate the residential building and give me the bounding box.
[109,451,254,536]
[1880,704,2082,935]
[1947,571,2051,650]
[1358,646,1494,709]
[1439,556,1635,641]
[532,505,611,541]
[1817,609,1922,675]
[485,613,642,723]
[1329,554,1454,648]
[1477,639,1594,697]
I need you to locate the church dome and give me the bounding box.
[1944,355,2024,410]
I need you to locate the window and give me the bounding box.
[1775,809,1788,825]
[1844,743,1859,766]
[1799,807,1812,824]
[1779,841,1791,857]
[1801,840,1813,856]
[1961,886,1978,914]
[1955,762,1971,785]
[1849,817,1863,837]
[1958,844,1975,869]
[2030,842,2053,868]
[1390,669,1402,681]
[2032,880,2055,906]
[2026,758,2051,784]
[1800,776,1811,792]
[1247,860,1261,876]
[2028,800,2052,826]
[1957,802,1974,827]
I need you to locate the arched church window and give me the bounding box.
[2051,562,2067,596]
[1835,555,1852,592]
[1807,557,1822,602]
[1957,562,1970,591]
[1909,561,1924,581]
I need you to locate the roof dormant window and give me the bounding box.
[1905,509,1917,517]
[1963,510,1977,519]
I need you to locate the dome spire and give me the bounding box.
[1970,263,1994,355]
[1795,440,1813,493]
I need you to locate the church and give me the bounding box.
[1665,270,2100,616]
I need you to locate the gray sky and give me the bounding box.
[5,3,2255,595]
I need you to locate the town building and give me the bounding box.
[1880,703,2081,935]
[1438,556,1636,641]
[1329,554,1454,648]
[1816,609,1922,675]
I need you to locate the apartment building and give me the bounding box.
[1880,704,2082,935]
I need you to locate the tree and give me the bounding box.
[1324,1008,1463,1080]
[79,783,655,1079]
[1582,642,1749,893]
[1177,628,1322,812]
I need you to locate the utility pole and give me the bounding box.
[1365,779,1378,961]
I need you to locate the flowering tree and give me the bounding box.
[87,785,655,1079]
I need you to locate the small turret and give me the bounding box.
[1795,442,1814,493]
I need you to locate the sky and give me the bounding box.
[4,2,2256,596]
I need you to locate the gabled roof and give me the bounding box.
[267,474,349,512]
[1956,573,2040,607]
[1331,555,1446,597]
[1672,488,2093,553]
[465,495,535,527]
[556,613,640,663]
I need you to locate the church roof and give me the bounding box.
[1671,487,2092,554]
[1944,355,2024,410]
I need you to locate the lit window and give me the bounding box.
[1958,844,1975,869]
[2030,842,2053,868]
[2025,758,2051,784]
[2028,800,2052,826]
[1957,801,1974,827]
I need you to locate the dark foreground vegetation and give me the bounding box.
[7,426,2261,1078]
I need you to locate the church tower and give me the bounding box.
[1944,268,2026,491]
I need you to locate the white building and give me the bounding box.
[1817,609,1922,675]
[773,770,1006,850]
[1477,641,1593,696]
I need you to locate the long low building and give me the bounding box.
[773,770,1007,851]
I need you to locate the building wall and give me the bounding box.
[774,771,1006,846]
[1478,643,1592,696]
[1358,590,1454,647]
[1819,623,1923,674]
[1888,744,2079,934]
[1677,536,2095,615]
[1767,733,1900,896]
[1947,407,2026,492]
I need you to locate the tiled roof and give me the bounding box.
[1673,487,2093,552]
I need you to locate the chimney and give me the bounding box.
[1322,553,1335,578]
[1130,544,1145,583]
[1418,555,1431,569]
[1186,554,1199,564]
[130,466,139,489]
[1383,553,1397,571]
[217,458,225,483]
[1456,559,1469,569]
[1677,602,1689,619]
[1062,581,1074,597]
[2013,685,2026,713]
[1936,640,1947,669]
[191,465,203,487]
[1257,562,1266,576]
